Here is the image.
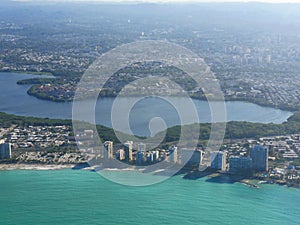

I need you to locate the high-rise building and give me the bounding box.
[138,143,146,152]
[229,157,252,173]
[136,151,145,165]
[116,149,125,161]
[211,151,227,171]
[124,141,133,162]
[186,149,203,167]
[146,152,153,163]
[250,145,268,172]
[152,150,159,163]
[103,141,113,159]
[0,142,12,159]
[169,146,178,164]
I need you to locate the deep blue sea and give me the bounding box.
[0,170,299,225]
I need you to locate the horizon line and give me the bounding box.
[10,0,300,4]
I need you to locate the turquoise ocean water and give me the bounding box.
[0,170,299,225]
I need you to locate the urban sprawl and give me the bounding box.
[1,125,300,186]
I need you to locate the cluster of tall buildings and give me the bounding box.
[103,141,207,167]
[106,141,163,165]
[102,140,268,173]
[147,144,267,174]
[229,145,268,173]
[180,149,228,171]
[102,140,229,170]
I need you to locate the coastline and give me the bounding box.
[0,163,76,171]
[0,163,299,189]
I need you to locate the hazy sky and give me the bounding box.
[12,0,300,3]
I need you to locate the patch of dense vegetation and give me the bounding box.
[162,112,300,143]
[0,112,72,127]
[1,111,300,145]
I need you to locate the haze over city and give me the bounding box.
[0,0,300,224]
[11,0,300,3]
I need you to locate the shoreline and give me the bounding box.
[0,70,53,76]
[0,163,299,189]
[0,163,76,171]
[2,70,294,112]
[22,88,298,113]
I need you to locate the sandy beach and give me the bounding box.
[0,163,76,171]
